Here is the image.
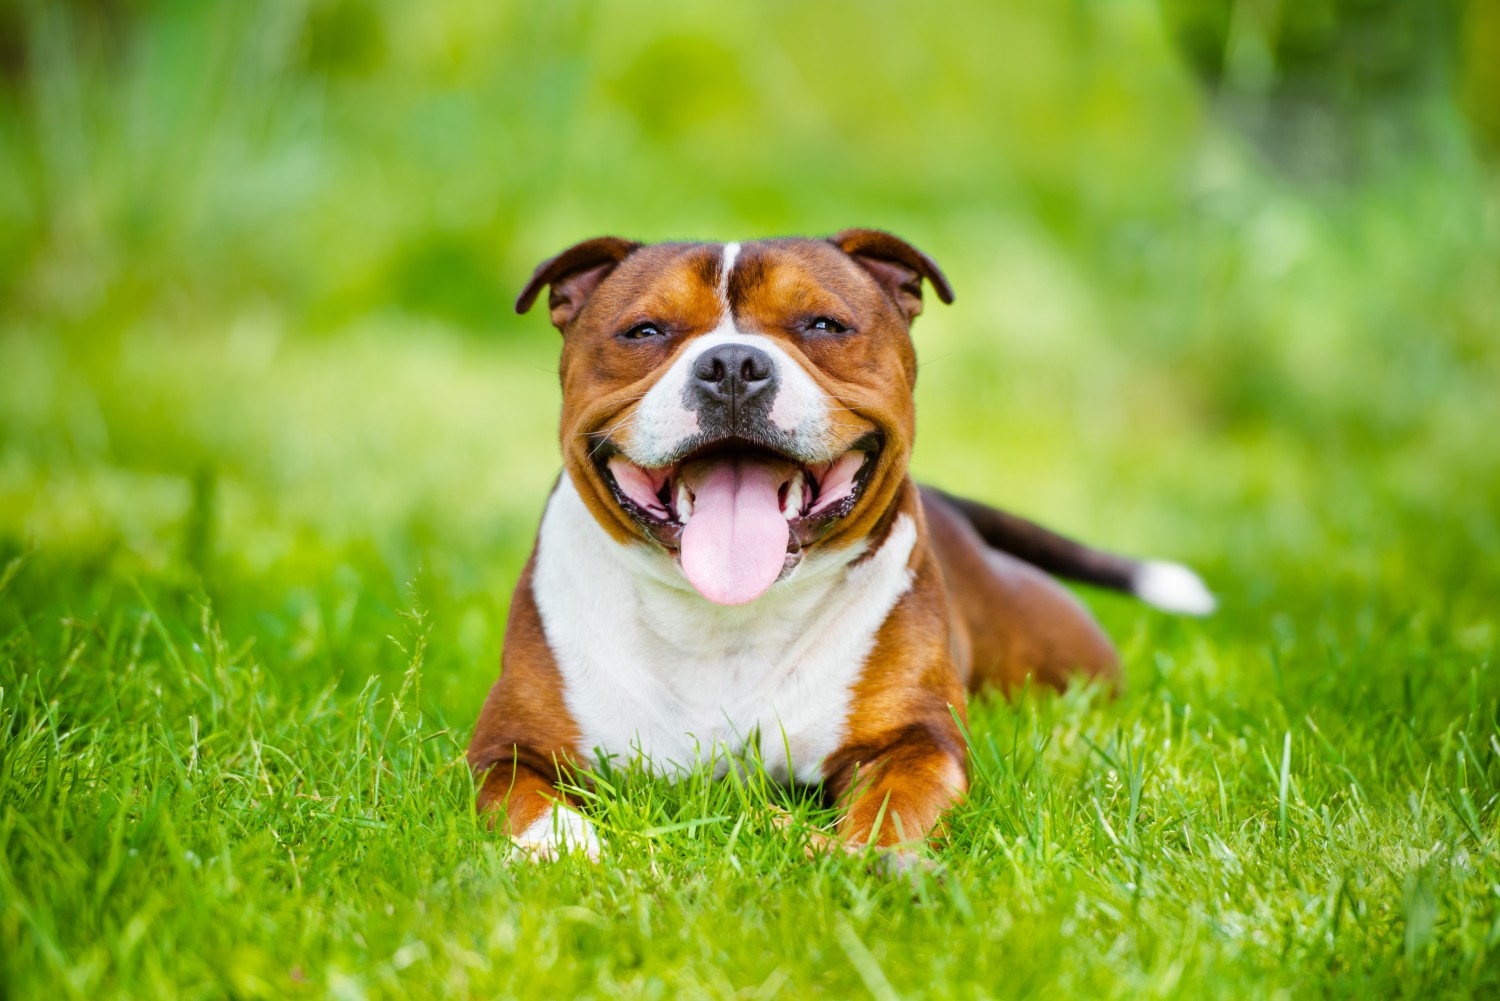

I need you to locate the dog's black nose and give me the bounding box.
[691,343,775,409]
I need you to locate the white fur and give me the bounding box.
[625,243,836,467]
[719,242,740,297]
[1133,561,1217,615]
[512,805,602,861]
[628,329,836,465]
[626,357,702,457]
[532,474,918,784]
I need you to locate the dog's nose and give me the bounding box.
[691,343,775,409]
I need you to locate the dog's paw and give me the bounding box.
[510,806,602,862]
[867,845,944,884]
[767,804,844,860]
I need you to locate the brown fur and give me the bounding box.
[467,548,589,835]
[470,231,1122,859]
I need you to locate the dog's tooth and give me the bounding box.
[676,481,694,521]
[782,470,804,521]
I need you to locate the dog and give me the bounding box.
[467,229,1214,862]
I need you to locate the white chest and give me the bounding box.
[529,475,917,784]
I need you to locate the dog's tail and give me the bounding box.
[922,486,1216,615]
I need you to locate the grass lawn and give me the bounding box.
[3,3,1500,998]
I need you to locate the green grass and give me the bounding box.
[3,1,1500,998]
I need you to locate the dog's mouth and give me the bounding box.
[594,433,883,605]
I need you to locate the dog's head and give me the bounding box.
[517,230,953,606]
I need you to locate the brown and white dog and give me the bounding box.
[467,230,1214,862]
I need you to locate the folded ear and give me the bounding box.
[515,236,642,330]
[830,228,954,322]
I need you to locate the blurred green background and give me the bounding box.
[4,0,1497,708]
[2,1,1500,994]
[2,0,1498,763]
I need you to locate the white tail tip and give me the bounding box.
[1133,561,1217,615]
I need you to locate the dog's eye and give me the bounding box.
[620,323,664,340]
[807,317,849,335]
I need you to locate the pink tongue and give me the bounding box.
[680,456,793,605]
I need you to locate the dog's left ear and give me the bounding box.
[830,229,955,322]
[516,236,642,330]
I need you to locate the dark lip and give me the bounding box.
[592,431,884,554]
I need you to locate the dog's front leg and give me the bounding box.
[468,556,599,860]
[824,723,968,862]
[474,753,600,861]
[817,544,970,866]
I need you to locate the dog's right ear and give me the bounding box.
[515,236,642,330]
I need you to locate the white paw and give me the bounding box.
[510,806,602,862]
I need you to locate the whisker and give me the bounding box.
[813,392,879,405]
[581,408,646,443]
[813,395,881,413]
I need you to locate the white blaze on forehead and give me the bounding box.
[624,240,835,467]
[719,242,740,303]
